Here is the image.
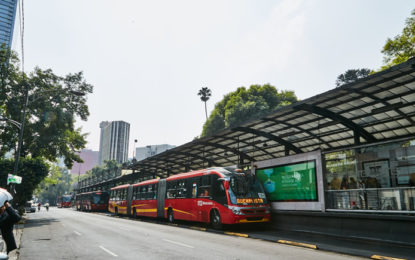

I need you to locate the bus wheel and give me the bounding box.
[115,207,118,216]
[132,208,137,218]
[210,209,222,229]
[168,209,174,223]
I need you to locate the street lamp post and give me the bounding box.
[12,82,29,176]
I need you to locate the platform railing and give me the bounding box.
[326,187,415,212]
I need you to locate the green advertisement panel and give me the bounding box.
[256,160,317,201]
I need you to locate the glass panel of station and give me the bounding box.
[324,139,415,212]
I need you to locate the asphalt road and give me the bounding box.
[19,207,363,260]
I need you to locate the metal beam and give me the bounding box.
[197,141,255,162]
[222,135,276,159]
[344,88,415,125]
[186,145,236,165]
[147,157,191,171]
[295,103,377,143]
[233,126,303,154]
[169,151,217,166]
[262,118,333,148]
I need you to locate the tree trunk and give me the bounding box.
[204,101,208,120]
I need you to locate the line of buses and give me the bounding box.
[72,167,271,228]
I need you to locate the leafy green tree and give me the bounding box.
[198,87,212,120]
[335,68,371,87]
[0,48,93,168]
[36,165,73,205]
[381,9,415,70]
[201,84,297,137]
[0,158,49,207]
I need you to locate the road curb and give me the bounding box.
[224,232,249,238]
[277,239,318,249]
[371,255,407,260]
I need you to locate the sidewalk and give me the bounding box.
[1,217,25,260]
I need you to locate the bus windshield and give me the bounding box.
[92,193,108,204]
[62,196,72,202]
[228,174,267,205]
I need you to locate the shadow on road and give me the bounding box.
[24,217,60,229]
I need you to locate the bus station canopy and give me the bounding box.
[129,58,415,178]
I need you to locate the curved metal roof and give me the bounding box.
[129,58,415,178]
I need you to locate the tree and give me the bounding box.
[201,84,297,137]
[76,160,121,188]
[335,68,371,87]
[35,165,73,205]
[197,87,212,120]
[381,9,415,70]
[0,48,93,168]
[0,158,49,207]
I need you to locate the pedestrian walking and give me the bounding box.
[0,188,21,254]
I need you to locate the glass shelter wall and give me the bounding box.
[324,139,415,212]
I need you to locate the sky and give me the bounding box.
[11,0,414,158]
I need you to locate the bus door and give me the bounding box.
[197,175,213,222]
[157,179,166,218]
[185,177,201,221]
[127,185,133,216]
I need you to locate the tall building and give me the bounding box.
[99,121,130,165]
[70,149,99,175]
[0,0,18,48]
[135,144,176,161]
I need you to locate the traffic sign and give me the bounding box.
[7,174,22,185]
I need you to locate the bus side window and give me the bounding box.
[191,177,200,198]
[212,175,227,205]
[199,175,212,198]
[133,187,138,200]
[167,181,177,199]
[185,179,193,198]
[147,185,153,200]
[176,180,186,198]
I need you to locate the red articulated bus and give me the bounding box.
[57,195,73,208]
[75,191,109,212]
[109,167,271,228]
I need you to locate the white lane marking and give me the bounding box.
[73,231,82,236]
[162,239,194,248]
[99,245,118,257]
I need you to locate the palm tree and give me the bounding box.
[197,87,212,120]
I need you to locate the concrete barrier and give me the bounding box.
[270,211,415,246]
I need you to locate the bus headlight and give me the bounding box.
[228,206,245,215]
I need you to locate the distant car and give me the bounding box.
[25,202,36,213]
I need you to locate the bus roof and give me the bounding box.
[77,190,107,195]
[166,168,226,181]
[132,179,159,187]
[110,184,130,190]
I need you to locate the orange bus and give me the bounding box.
[109,167,270,228]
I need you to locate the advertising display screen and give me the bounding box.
[256,160,318,201]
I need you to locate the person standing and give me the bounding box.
[0,201,21,253]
